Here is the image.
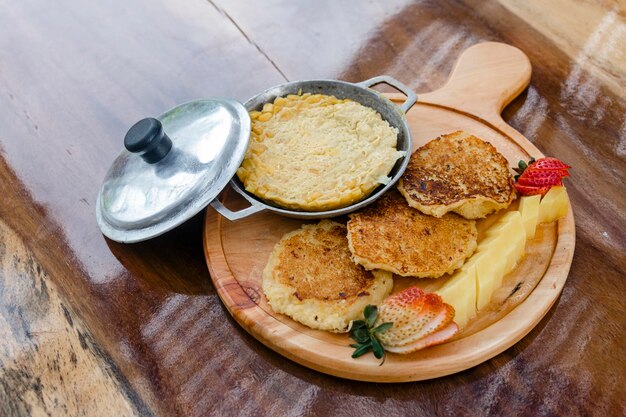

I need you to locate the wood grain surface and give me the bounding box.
[0,219,149,417]
[0,0,624,415]
[203,42,577,382]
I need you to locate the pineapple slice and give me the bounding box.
[478,211,526,253]
[436,265,478,328]
[475,252,508,310]
[538,186,569,224]
[484,211,526,239]
[476,233,503,253]
[519,195,541,239]
[474,210,526,310]
[502,232,526,273]
[460,250,487,272]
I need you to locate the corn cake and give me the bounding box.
[262,220,393,332]
[347,190,477,278]
[237,93,403,211]
[398,131,516,219]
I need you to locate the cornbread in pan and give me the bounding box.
[347,190,477,278]
[398,131,516,219]
[262,220,393,332]
[237,93,403,211]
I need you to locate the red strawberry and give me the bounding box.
[514,157,571,196]
[374,287,458,354]
[517,170,563,187]
[531,157,571,171]
[526,158,570,178]
[392,322,459,352]
[514,183,552,196]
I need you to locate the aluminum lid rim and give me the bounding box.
[97,98,251,243]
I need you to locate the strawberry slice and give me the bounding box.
[514,183,552,196]
[527,166,570,178]
[517,170,563,187]
[374,287,458,353]
[514,156,571,196]
[385,322,459,353]
[530,157,571,171]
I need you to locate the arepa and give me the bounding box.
[347,190,477,278]
[262,220,393,332]
[397,131,515,219]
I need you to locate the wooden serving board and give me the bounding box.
[203,42,575,382]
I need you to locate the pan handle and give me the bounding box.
[209,198,265,221]
[355,75,417,113]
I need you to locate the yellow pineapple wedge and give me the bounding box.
[519,195,541,239]
[436,264,478,328]
[538,186,569,224]
[483,211,526,239]
[474,212,525,309]
[475,252,508,310]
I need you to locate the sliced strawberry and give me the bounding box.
[374,287,457,351]
[515,157,570,178]
[518,170,563,187]
[385,322,459,353]
[530,157,571,171]
[514,183,552,196]
[527,166,570,178]
[514,156,571,196]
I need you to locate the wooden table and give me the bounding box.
[0,1,624,415]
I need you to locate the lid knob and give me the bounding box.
[124,118,173,164]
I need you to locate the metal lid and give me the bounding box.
[96,98,250,243]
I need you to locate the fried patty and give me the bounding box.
[347,190,477,278]
[262,220,393,332]
[397,131,516,219]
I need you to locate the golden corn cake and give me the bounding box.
[347,190,477,278]
[236,93,403,211]
[262,220,393,332]
[397,131,516,219]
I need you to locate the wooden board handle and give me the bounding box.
[418,42,531,123]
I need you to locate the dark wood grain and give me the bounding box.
[0,0,624,416]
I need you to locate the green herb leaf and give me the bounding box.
[514,158,538,182]
[371,336,384,359]
[349,305,392,364]
[371,322,393,334]
[352,343,372,358]
[364,305,377,328]
[350,320,366,330]
[352,327,370,344]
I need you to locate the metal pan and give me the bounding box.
[210,75,417,221]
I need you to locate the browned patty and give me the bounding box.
[262,220,393,332]
[347,190,477,278]
[397,131,516,218]
[273,221,376,300]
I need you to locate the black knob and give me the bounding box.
[124,118,172,164]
